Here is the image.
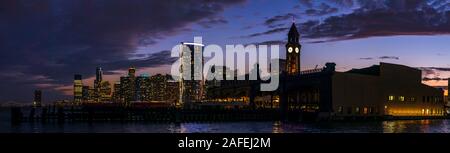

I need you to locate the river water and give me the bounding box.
[2,108,450,133]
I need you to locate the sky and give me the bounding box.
[1,0,450,103]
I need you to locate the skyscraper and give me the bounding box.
[82,86,90,101]
[88,87,96,102]
[180,42,205,105]
[112,82,122,102]
[136,74,150,101]
[448,78,450,104]
[33,90,42,107]
[120,67,137,103]
[73,74,83,103]
[128,67,136,78]
[96,67,103,81]
[165,76,180,104]
[94,67,103,102]
[100,81,112,102]
[150,74,168,101]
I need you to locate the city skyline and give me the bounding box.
[1,0,450,103]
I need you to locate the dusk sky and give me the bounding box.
[1,0,450,103]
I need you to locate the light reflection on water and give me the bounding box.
[382,120,450,133]
[2,109,450,133]
[2,120,450,133]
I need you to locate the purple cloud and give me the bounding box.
[0,0,245,102]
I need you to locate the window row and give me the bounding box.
[337,106,379,115]
[388,95,443,103]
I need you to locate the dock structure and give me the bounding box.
[11,103,449,124]
[10,104,281,124]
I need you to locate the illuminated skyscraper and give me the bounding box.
[166,77,180,104]
[120,67,137,103]
[96,67,103,81]
[136,74,150,101]
[88,87,96,102]
[82,86,90,101]
[100,81,112,102]
[112,82,122,102]
[73,74,83,103]
[180,42,205,105]
[150,74,168,101]
[128,67,136,78]
[94,67,103,102]
[33,90,42,107]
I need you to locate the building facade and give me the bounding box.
[205,22,446,119]
[33,90,42,107]
[99,81,111,102]
[112,82,122,102]
[94,67,103,102]
[179,42,205,105]
[82,86,90,102]
[73,74,83,103]
[332,63,445,117]
[136,74,151,101]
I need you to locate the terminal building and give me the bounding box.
[206,22,446,118]
[332,63,445,117]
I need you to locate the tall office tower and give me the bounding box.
[120,76,130,102]
[73,74,83,103]
[165,75,180,104]
[33,90,42,107]
[96,67,103,81]
[100,81,111,102]
[94,67,103,102]
[82,86,90,101]
[285,22,302,76]
[129,67,136,102]
[88,87,96,102]
[120,68,137,103]
[180,42,205,105]
[128,67,136,78]
[136,74,150,101]
[150,74,168,101]
[112,82,122,102]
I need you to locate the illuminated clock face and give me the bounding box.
[288,47,293,53]
[295,47,299,53]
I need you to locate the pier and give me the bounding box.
[11,104,449,125]
[10,104,281,124]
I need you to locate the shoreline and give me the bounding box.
[7,106,450,124]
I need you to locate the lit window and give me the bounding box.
[399,96,405,102]
[388,96,395,101]
[338,106,343,114]
[355,107,360,114]
[410,97,415,102]
[363,107,368,115]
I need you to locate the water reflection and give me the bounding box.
[3,118,450,133]
[382,120,450,133]
[272,121,283,133]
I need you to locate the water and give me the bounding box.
[2,108,450,133]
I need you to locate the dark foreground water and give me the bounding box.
[2,108,450,133]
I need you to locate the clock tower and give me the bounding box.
[285,22,301,76]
